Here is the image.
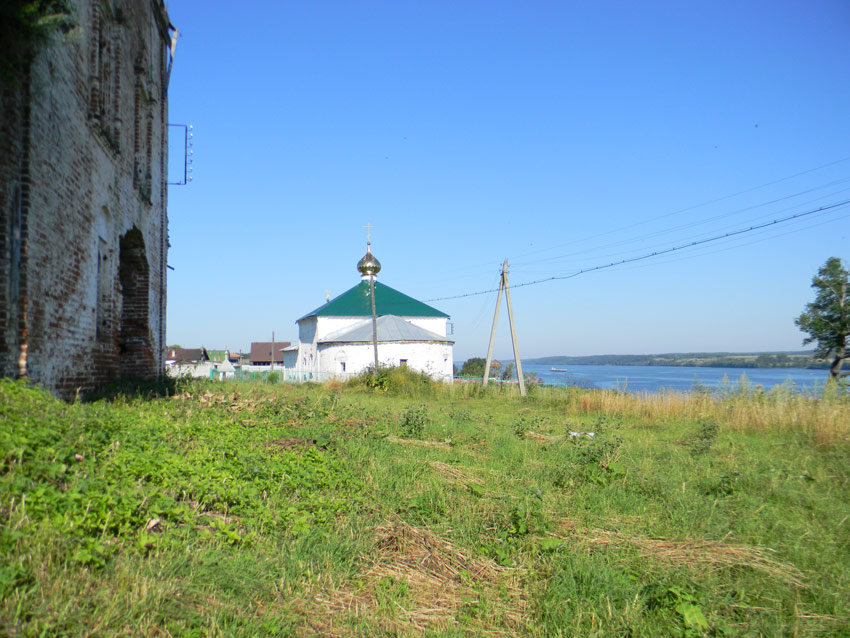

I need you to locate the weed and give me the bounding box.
[685,419,719,456]
[511,414,547,439]
[399,404,428,438]
[449,406,473,422]
[512,416,529,439]
[644,581,710,635]
[571,431,624,468]
[703,470,741,496]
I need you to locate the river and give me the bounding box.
[515,363,830,394]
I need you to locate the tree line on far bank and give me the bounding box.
[520,352,829,370]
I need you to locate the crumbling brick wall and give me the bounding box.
[0,0,174,397]
[0,73,27,381]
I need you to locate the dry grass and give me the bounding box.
[307,519,528,635]
[524,431,560,443]
[443,377,849,444]
[544,387,850,444]
[384,436,453,449]
[427,460,485,486]
[554,522,806,588]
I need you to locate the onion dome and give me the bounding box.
[357,242,381,278]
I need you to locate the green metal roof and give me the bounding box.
[298,281,449,321]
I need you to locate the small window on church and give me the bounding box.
[400,359,408,368]
[339,362,346,372]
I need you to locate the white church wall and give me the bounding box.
[166,362,216,379]
[296,342,315,373]
[315,316,366,340]
[317,342,453,382]
[298,317,318,344]
[405,317,447,337]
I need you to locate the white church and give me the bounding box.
[282,244,455,382]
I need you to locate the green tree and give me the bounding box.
[501,362,515,381]
[794,257,850,382]
[755,354,775,368]
[459,357,486,378]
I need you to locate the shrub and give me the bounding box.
[686,420,719,456]
[400,404,428,438]
[348,365,436,398]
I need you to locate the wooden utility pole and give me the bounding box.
[362,223,379,374]
[483,269,504,385]
[370,275,379,372]
[503,264,526,396]
[483,260,526,396]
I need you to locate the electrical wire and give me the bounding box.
[423,198,850,303]
[512,177,850,268]
[510,155,850,263]
[508,184,850,278]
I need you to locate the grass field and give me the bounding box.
[2,372,849,636]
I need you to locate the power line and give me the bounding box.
[424,198,850,303]
[512,176,850,268]
[509,183,850,276]
[597,208,849,274]
[510,155,850,263]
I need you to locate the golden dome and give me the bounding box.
[357,243,381,277]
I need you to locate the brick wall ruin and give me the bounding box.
[0,0,174,397]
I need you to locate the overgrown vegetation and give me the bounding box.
[0,0,75,82]
[2,373,849,636]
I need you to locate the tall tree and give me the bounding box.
[794,257,850,382]
[459,357,486,378]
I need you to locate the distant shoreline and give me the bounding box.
[522,351,830,370]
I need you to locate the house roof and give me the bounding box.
[250,341,291,363]
[318,315,454,344]
[299,281,448,321]
[165,347,208,363]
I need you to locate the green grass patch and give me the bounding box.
[2,377,849,636]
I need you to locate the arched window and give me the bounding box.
[118,228,154,378]
[89,0,121,148]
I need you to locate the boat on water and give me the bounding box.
[550,367,568,372]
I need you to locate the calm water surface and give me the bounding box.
[519,363,829,394]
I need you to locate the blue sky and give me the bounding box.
[163,0,850,361]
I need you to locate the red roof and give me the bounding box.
[250,341,291,364]
[166,348,208,363]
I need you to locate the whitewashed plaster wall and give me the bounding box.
[298,317,318,344]
[304,315,448,341]
[316,342,453,382]
[405,317,447,337]
[314,316,361,340]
